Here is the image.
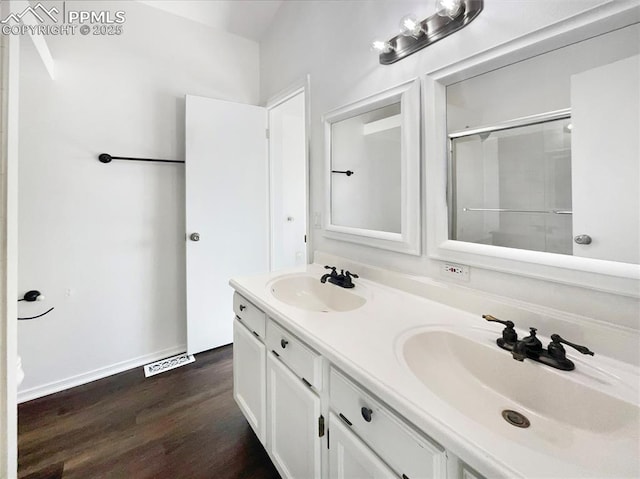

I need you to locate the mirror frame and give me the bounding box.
[424,1,640,297]
[323,78,421,255]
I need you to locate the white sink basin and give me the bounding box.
[397,327,640,477]
[269,274,367,312]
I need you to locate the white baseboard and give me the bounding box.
[17,345,187,404]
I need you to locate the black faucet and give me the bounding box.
[320,266,359,289]
[484,314,594,371]
[511,327,543,361]
[320,266,338,284]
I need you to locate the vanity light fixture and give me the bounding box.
[375,0,483,65]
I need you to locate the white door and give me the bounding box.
[267,353,321,479]
[571,55,640,263]
[268,91,308,271]
[233,318,266,444]
[328,413,397,479]
[185,95,268,354]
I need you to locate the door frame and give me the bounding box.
[0,20,20,479]
[265,76,311,270]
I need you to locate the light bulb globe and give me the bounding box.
[399,14,423,38]
[370,40,394,54]
[435,0,463,19]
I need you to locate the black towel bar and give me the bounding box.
[99,153,185,164]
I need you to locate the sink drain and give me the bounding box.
[502,409,530,428]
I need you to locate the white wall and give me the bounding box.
[17,0,260,400]
[259,0,640,331]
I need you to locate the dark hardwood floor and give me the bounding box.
[18,345,281,479]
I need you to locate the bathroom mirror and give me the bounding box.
[324,79,420,255]
[424,2,640,296]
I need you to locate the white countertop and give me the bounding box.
[230,263,640,479]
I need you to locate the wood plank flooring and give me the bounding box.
[18,345,280,479]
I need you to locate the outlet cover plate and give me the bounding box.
[442,262,470,281]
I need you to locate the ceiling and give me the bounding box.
[137,0,284,42]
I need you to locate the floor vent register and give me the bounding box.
[143,353,195,378]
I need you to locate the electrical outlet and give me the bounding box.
[313,212,322,229]
[442,262,470,281]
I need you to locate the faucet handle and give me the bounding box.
[345,271,358,279]
[483,314,514,328]
[483,314,517,344]
[550,334,594,357]
[324,265,337,274]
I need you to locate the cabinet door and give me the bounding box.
[233,318,266,444]
[329,413,397,479]
[267,353,321,479]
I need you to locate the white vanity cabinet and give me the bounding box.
[232,290,478,479]
[329,412,397,478]
[266,353,322,478]
[266,319,324,479]
[233,293,324,479]
[330,368,448,479]
[232,294,267,444]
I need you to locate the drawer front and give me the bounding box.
[233,292,266,339]
[266,320,322,390]
[330,369,446,479]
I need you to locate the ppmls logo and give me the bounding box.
[1,2,126,36]
[0,2,59,24]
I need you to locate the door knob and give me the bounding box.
[574,234,592,245]
[190,233,200,242]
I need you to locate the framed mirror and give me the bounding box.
[424,2,640,296]
[323,79,421,255]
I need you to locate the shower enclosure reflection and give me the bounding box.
[446,24,639,265]
[450,113,573,256]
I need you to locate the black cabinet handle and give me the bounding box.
[361,407,373,422]
[281,339,289,349]
[239,304,246,311]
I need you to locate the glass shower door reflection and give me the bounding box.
[450,117,573,255]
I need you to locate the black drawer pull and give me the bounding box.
[339,413,352,426]
[239,304,246,311]
[281,339,289,349]
[361,407,373,422]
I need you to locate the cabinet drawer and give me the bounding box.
[233,292,266,339]
[267,320,322,390]
[330,368,446,479]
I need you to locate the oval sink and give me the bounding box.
[269,274,367,312]
[398,327,640,477]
